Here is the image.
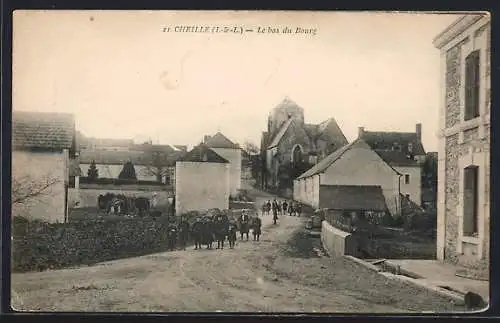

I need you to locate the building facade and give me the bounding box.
[293,139,402,216]
[358,124,426,205]
[203,132,242,197]
[261,97,348,190]
[433,14,490,267]
[175,144,230,216]
[12,111,77,223]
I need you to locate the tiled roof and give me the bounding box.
[12,111,75,150]
[267,117,294,148]
[178,144,229,163]
[361,131,426,156]
[320,185,388,211]
[204,132,240,149]
[375,150,420,167]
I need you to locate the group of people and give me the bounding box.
[261,199,303,224]
[164,211,263,251]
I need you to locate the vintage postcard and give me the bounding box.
[10,10,490,313]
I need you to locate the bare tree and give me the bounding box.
[243,140,260,155]
[11,174,60,205]
[144,150,172,183]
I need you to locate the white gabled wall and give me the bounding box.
[209,148,242,196]
[319,146,401,216]
[175,161,230,216]
[395,165,422,205]
[12,150,67,223]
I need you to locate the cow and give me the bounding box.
[251,216,262,241]
[135,197,150,217]
[238,212,250,241]
[227,222,237,249]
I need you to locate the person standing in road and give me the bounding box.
[282,200,288,216]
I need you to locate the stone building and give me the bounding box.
[433,14,490,268]
[260,97,348,191]
[358,124,426,205]
[203,132,242,197]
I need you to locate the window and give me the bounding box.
[404,174,410,184]
[292,145,303,165]
[464,50,480,121]
[463,165,479,236]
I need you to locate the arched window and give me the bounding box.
[292,145,303,165]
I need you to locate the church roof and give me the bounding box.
[178,144,229,163]
[204,132,240,149]
[267,117,294,149]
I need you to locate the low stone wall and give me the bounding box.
[68,188,173,208]
[321,220,358,258]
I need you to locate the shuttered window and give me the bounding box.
[463,165,479,236]
[464,50,480,121]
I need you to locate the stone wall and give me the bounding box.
[321,220,358,258]
[445,45,462,128]
[444,134,460,261]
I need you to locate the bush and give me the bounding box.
[118,161,137,180]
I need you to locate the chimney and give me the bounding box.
[416,123,422,140]
[358,127,365,139]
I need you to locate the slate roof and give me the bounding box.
[375,150,420,167]
[12,111,75,150]
[360,131,426,156]
[177,144,229,163]
[204,132,240,149]
[320,185,388,212]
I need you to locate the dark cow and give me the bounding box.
[213,214,229,250]
[227,222,237,248]
[251,216,262,241]
[135,197,150,217]
[238,212,250,241]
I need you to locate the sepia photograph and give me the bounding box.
[10,10,490,313]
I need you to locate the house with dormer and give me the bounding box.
[260,97,348,192]
[358,124,426,205]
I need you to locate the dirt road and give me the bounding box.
[11,189,466,313]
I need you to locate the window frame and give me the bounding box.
[462,165,479,237]
[404,174,410,185]
[464,49,481,121]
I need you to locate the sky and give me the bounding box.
[13,10,460,151]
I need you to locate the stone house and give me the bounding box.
[293,139,402,216]
[433,14,490,267]
[175,144,230,216]
[261,97,348,190]
[12,111,78,223]
[358,124,425,205]
[203,132,242,197]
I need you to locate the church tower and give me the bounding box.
[268,97,305,135]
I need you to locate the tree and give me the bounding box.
[243,140,260,155]
[12,174,60,205]
[118,161,137,180]
[87,159,99,180]
[143,149,172,183]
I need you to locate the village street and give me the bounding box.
[11,189,466,313]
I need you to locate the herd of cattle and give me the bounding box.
[164,209,262,251]
[97,193,154,217]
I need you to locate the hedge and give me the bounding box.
[77,176,165,186]
[12,215,178,273]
